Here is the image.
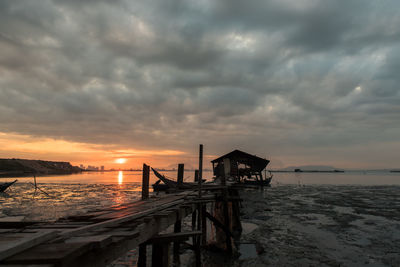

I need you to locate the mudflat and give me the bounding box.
[237,185,400,266]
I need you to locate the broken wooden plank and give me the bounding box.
[0,230,58,261]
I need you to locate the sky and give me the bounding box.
[0,0,399,170]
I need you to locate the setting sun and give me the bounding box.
[115,158,127,164]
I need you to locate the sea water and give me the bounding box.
[1,170,399,221]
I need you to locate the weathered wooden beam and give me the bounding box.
[3,242,92,266]
[64,235,112,249]
[177,163,184,187]
[198,144,203,198]
[142,164,150,200]
[204,211,234,238]
[146,231,202,244]
[201,205,207,245]
[152,243,169,267]
[137,243,146,267]
[173,218,182,264]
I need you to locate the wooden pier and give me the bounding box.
[0,146,246,267]
[0,191,205,266]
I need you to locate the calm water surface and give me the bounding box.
[1,170,399,221]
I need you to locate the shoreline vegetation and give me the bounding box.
[0,158,81,178]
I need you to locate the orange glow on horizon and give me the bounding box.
[0,131,197,169]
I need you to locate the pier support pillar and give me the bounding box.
[138,244,147,267]
[173,219,182,264]
[142,164,150,200]
[152,243,169,267]
[177,164,184,188]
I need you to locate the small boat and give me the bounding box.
[0,179,17,192]
[243,176,272,186]
[151,168,205,191]
[152,180,170,191]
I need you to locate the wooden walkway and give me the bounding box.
[0,146,245,267]
[0,191,207,267]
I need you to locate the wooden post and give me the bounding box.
[142,164,150,200]
[152,243,169,267]
[219,161,232,252]
[194,169,199,182]
[177,163,184,187]
[173,212,182,264]
[201,204,207,245]
[138,244,147,267]
[198,144,203,198]
[197,144,203,245]
[220,163,225,186]
[191,210,197,245]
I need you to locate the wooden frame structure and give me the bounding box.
[211,149,270,182]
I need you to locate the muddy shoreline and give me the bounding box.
[235,185,400,266]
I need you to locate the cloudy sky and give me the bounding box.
[1,0,399,169]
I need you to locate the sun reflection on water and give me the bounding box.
[118,171,123,184]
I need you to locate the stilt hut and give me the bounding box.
[211,150,270,182]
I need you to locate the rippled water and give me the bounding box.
[0,182,142,221]
[0,171,149,221]
[1,170,399,222]
[0,170,209,221]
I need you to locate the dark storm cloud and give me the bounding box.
[1,0,399,167]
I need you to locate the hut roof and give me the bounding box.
[211,149,270,171]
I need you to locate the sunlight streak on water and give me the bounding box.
[118,171,123,185]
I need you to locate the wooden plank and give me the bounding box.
[61,198,185,239]
[64,235,112,249]
[0,222,37,229]
[0,230,58,261]
[146,231,202,244]
[0,216,25,222]
[0,229,15,234]
[108,230,139,238]
[91,194,188,221]
[3,242,91,265]
[0,264,54,267]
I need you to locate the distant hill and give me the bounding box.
[277,165,342,172]
[0,158,81,177]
